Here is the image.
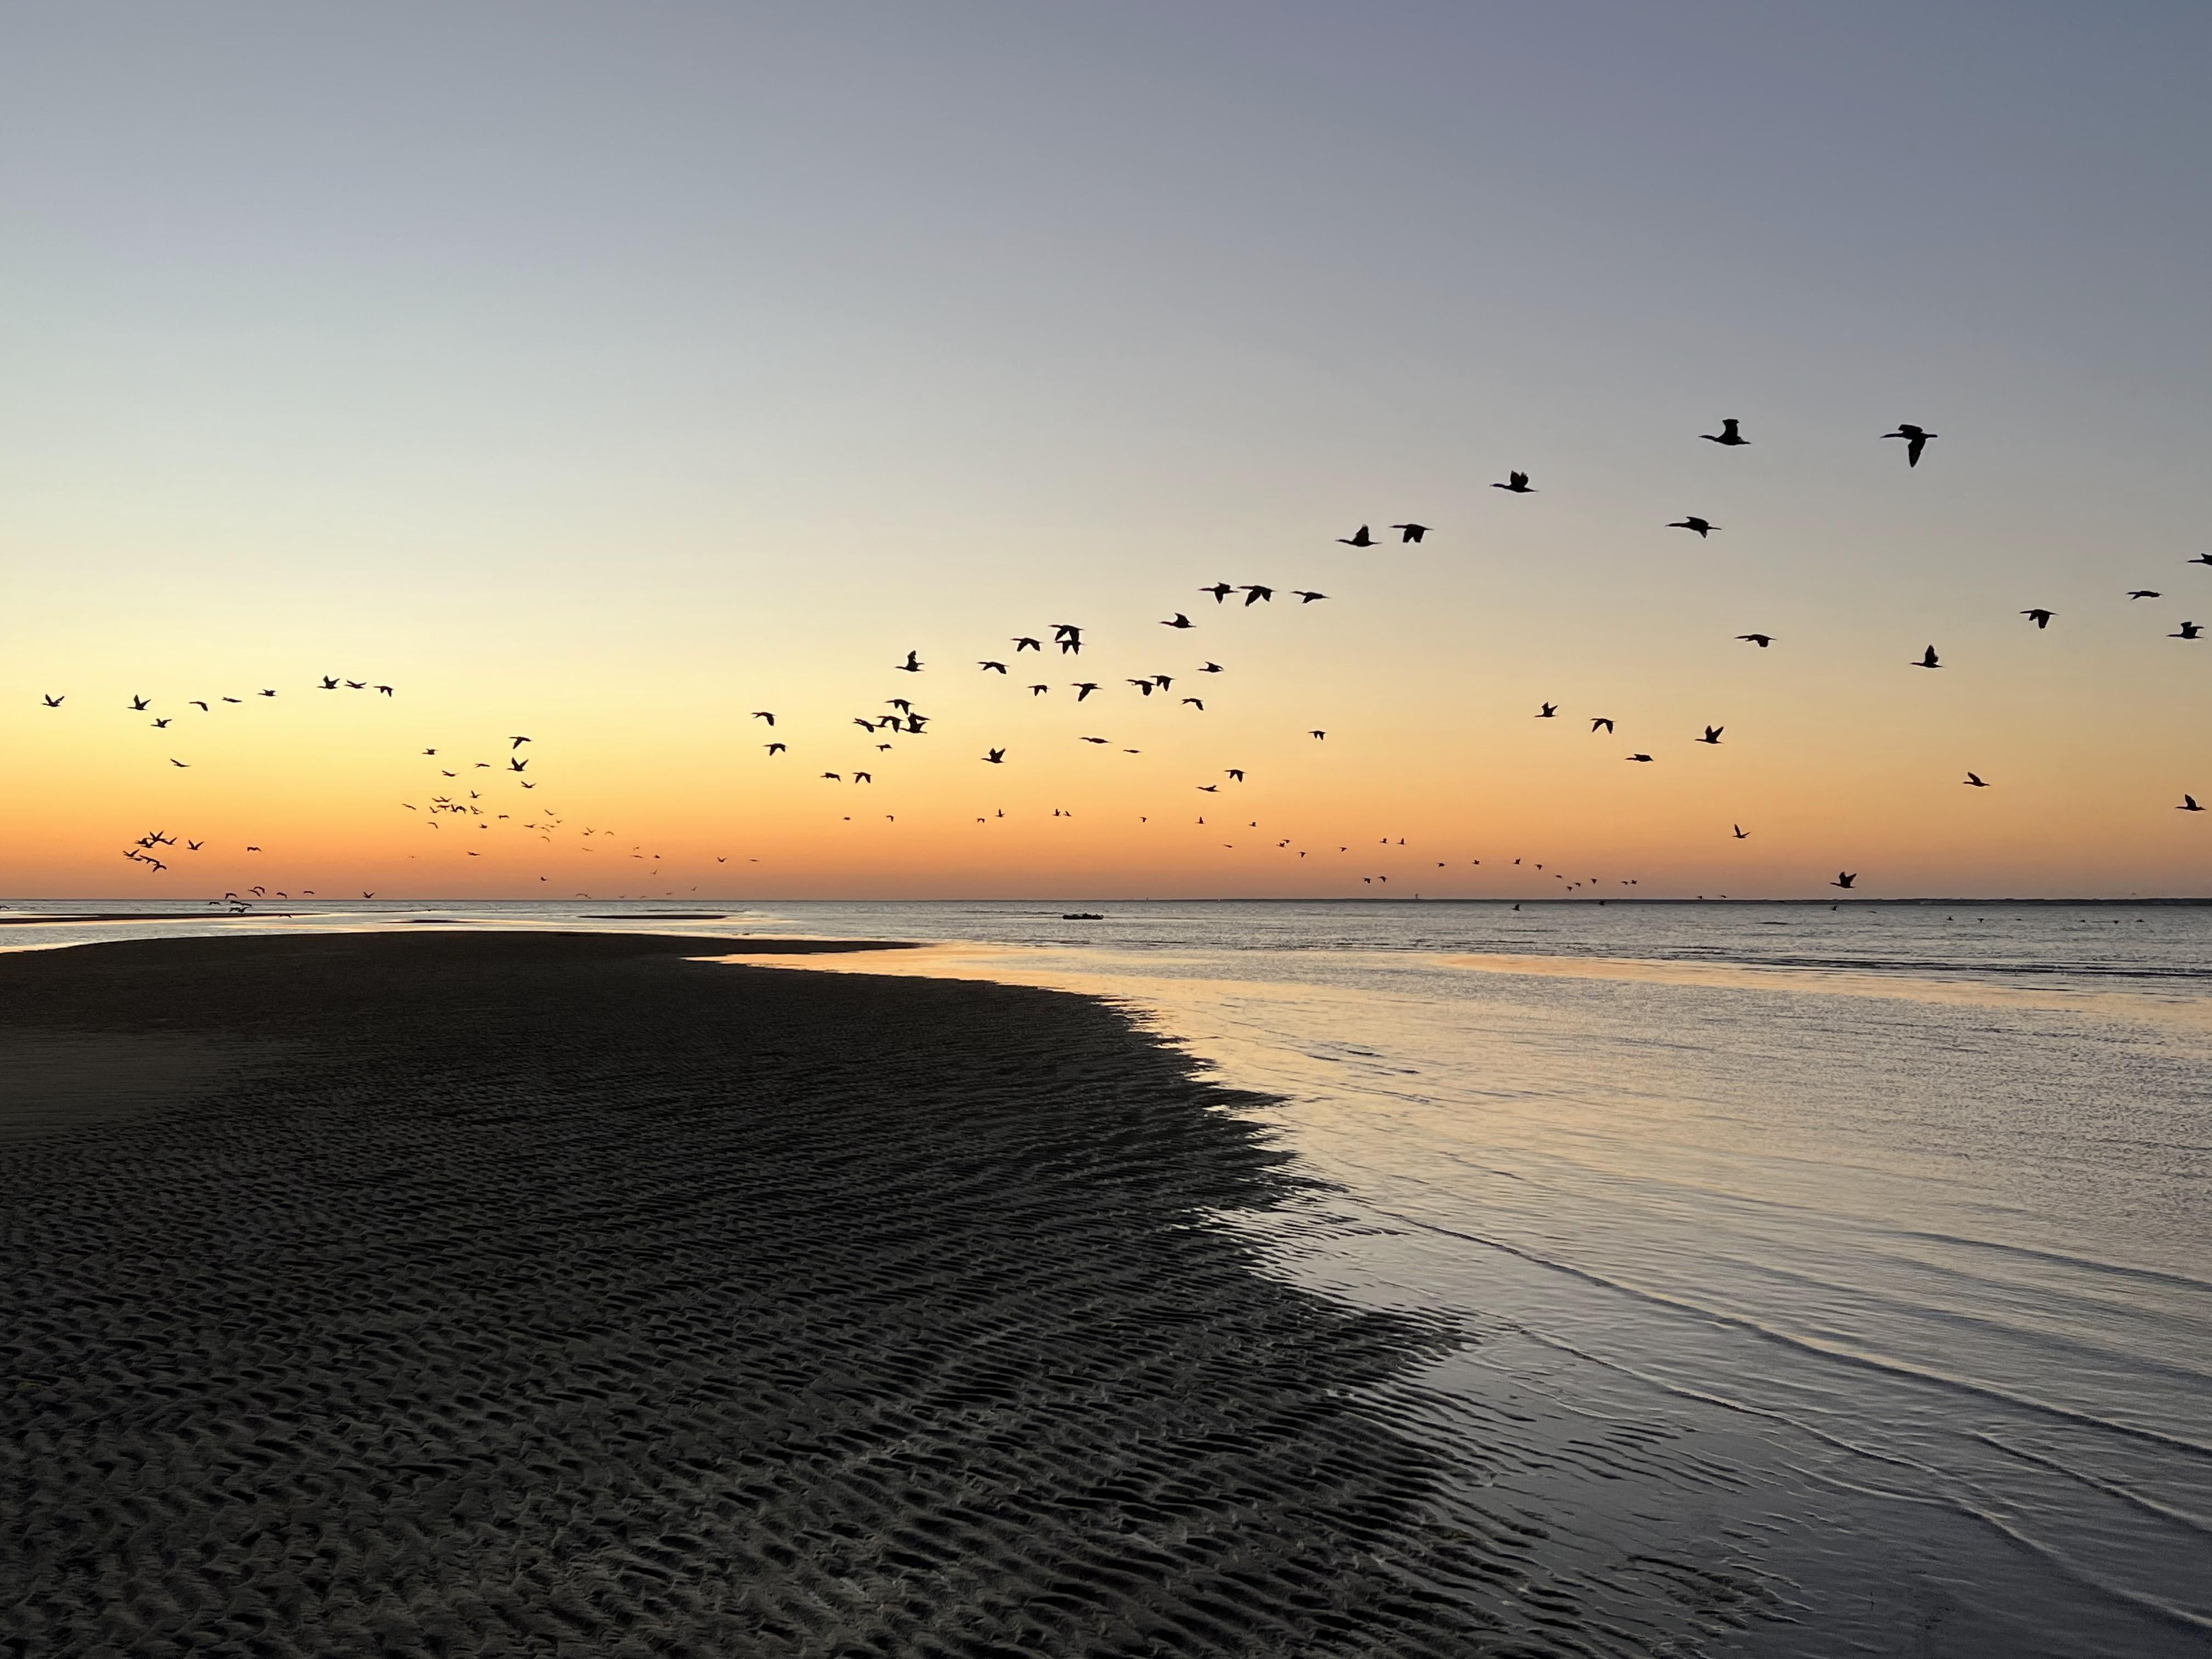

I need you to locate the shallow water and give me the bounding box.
[6,897,2209,1654]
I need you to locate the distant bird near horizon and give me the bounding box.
[1912,645,1943,669]
[2022,609,2055,629]
[1702,418,1749,447]
[1668,517,1717,538]
[1493,471,1533,494]
[1339,525,1374,548]
[1883,424,1935,467]
[1832,872,1858,889]
[1737,634,1774,647]
[1392,523,1428,543]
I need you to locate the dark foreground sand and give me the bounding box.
[1,933,1503,1658]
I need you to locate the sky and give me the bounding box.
[3,2,2209,900]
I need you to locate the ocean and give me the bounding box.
[6,896,2208,1654]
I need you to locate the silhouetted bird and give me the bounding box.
[1536,703,1558,718]
[1013,636,1042,651]
[983,748,1006,764]
[1590,718,1614,733]
[2022,609,2055,628]
[1964,772,1989,787]
[979,660,1008,673]
[1737,634,1774,647]
[2172,622,2202,640]
[1073,682,1099,701]
[150,718,169,728]
[1182,697,1204,709]
[1494,471,1533,493]
[764,742,786,754]
[1241,585,1273,605]
[1030,684,1049,695]
[1311,730,1326,740]
[2189,555,2212,567]
[1080,736,1108,744]
[1226,769,1245,781]
[820,772,841,781]
[1702,418,1748,447]
[753,711,776,725]
[1883,424,1934,467]
[1339,525,1374,548]
[1697,726,1723,744]
[1912,645,1942,669]
[2129,590,2161,600]
[510,736,531,748]
[1162,613,1193,629]
[1199,662,1223,674]
[1392,523,1429,543]
[1733,825,1750,839]
[40,695,62,708]
[129,695,149,710]
[2181,795,2204,812]
[1627,753,1654,763]
[1668,517,1717,538]
[1831,871,1858,889]
[1201,583,1234,603]
[896,651,923,672]
[170,759,188,768]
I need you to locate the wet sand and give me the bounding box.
[0,932,1501,1657]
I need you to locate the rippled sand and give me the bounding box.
[2,932,1572,1657]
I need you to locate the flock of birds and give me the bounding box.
[35,419,2210,902]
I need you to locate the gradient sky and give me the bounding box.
[4,2,2209,899]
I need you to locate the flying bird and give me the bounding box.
[2021,609,2054,629]
[1737,634,1774,647]
[1668,517,1717,538]
[1912,645,1942,669]
[2181,795,2204,812]
[1293,590,1328,603]
[1338,525,1374,548]
[41,695,63,708]
[1832,871,1858,889]
[2188,555,2212,567]
[1029,684,1049,695]
[1590,718,1614,733]
[752,711,776,725]
[1161,613,1193,629]
[1226,769,1245,781]
[1964,772,1989,787]
[1310,730,1326,740]
[1701,418,1748,447]
[1627,753,1654,763]
[1199,662,1223,674]
[1241,585,1274,605]
[129,695,149,710]
[764,742,786,754]
[2129,591,2160,600]
[979,660,1008,673]
[1493,471,1533,493]
[983,748,1006,764]
[510,736,531,748]
[150,718,170,729]
[2172,622,2202,640]
[896,651,923,673]
[1392,523,1428,543]
[1013,636,1042,652]
[1536,703,1558,718]
[1697,726,1724,744]
[1201,583,1235,603]
[1182,698,1204,709]
[170,759,188,768]
[1732,825,1750,839]
[1882,424,1935,467]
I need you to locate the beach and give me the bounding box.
[2,933,1503,1657]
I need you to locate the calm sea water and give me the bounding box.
[6,898,2209,1655]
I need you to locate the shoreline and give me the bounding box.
[1,931,1506,1655]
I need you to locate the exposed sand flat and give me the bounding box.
[0,932,1504,1657]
